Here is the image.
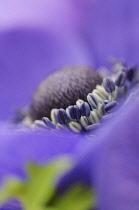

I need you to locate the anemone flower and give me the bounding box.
[0,0,139,210]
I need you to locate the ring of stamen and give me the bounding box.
[32,63,139,133]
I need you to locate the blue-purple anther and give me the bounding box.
[79,102,90,117]
[115,70,127,87]
[127,67,136,81]
[103,100,110,105]
[68,105,81,121]
[42,117,56,129]
[56,109,69,125]
[102,100,110,110]
[85,123,101,131]
[103,77,115,93]
[87,93,98,109]
[102,101,118,112]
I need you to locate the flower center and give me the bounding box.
[27,63,139,133]
[29,66,102,122]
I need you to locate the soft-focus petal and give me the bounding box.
[0,129,84,184]
[0,0,91,33]
[80,0,139,66]
[0,27,91,120]
[0,0,95,120]
[58,85,139,210]
[93,85,139,210]
[0,198,22,210]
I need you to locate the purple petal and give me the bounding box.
[58,85,139,210]
[0,0,85,32]
[0,198,22,210]
[0,129,83,183]
[0,27,90,120]
[0,1,94,120]
[80,0,139,66]
[93,85,139,210]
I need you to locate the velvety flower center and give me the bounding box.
[24,63,139,133]
[29,66,102,121]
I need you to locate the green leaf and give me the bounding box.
[0,158,96,210]
[25,159,70,206]
[51,184,95,210]
[26,207,58,210]
[0,157,72,210]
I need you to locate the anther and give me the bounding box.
[127,67,136,82]
[103,100,110,105]
[103,77,115,93]
[42,117,56,129]
[56,109,69,125]
[102,101,118,112]
[67,105,81,121]
[87,93,98,109]
[85,123,100,131]
[115,71,127,87]
[79,102,90,117]
[32,120,46,129]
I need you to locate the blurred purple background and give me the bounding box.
[0,0,139,120]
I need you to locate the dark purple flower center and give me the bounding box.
[29,66,102,122]
[23,63,138,133]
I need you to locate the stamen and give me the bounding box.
[56,109,69,125]
[79,102,90,118]
[30,62,139,134]
[89,111,99,123]
[76,99,84,107]
[66,105,81,121]
[50,109,58,125]
[103,78,115,94]
[85,123,101,131]
[127,67,136,82]
[115,70,127,87]
[32,120,46,129]
[102,101,118,113]
[87,93,98,109]
[69,121,82,132]
[79,102,91,126]
[42,117,56,129]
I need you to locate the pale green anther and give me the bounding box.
[69,121,82,132]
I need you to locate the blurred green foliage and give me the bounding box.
[0,158,95,210]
